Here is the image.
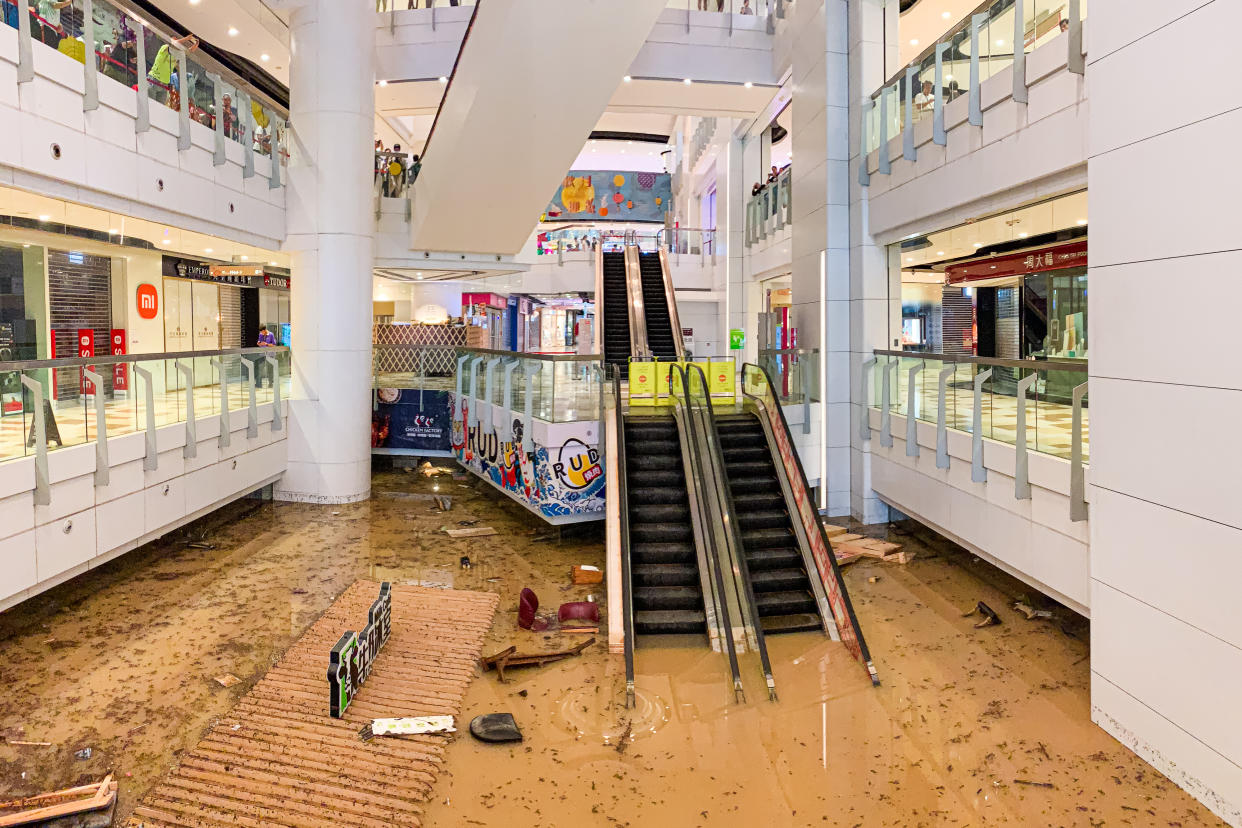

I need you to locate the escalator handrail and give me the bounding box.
[656,248,687,361]
[623,245,651,359]
[420,0,482,163]
[739,362,881,686]
[611,367,638,707]
[594,246,605,359]
[668,362,746,703]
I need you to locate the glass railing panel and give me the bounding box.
[95,0,139,89]
[186,56,216,129]
[865,96,880,154]
[945,26,970,107]
[916,357,942,425]
[142,27,177,114]
[217,77,245,146]
[1,370,31,462]
[253,100,274,157]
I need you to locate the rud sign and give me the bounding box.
[327,582,393,718]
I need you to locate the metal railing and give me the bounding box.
[858,0,1084,186]
[0,346,289,498]
[746,166,792,246]
[609,366,638,707]
[863,349,1088,520]
[757,348,818,433]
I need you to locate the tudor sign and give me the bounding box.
[136,284,159,319]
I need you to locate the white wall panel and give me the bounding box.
[0,530,37,596]
[35,508,96,581]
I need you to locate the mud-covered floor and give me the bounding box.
[0,465,1225,827]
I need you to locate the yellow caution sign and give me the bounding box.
[654,360,675,404]
[709,358,736,401]
[628,360,656,406]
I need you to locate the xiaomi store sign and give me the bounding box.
[136,284,159,319]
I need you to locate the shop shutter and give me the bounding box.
[48,251,112,402]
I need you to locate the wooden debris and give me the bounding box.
[445,526,498,538]
[212,674,240,688]
[5,741,52,747]
[571,565,603,585]
[480,638,595,683]
[0,774,116,826]
[830,533,864,545]
[821,523,849,539]
[836,538,901,560]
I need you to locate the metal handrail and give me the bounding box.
[611,367,638,708]
[669,363,747,703]
[657,247,687,360]
[0,346,288,372]
[872,348,1089,373]
[451,346,603,363]
[741,362,881,687]
[759,347,819,356]
[419,1,482,163]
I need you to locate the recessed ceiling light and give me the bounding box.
[378,79,387,87]
[1018,232,1028,238]
[22,243,30,248]
[990,265,997,269]
[241,255,248,260]
[415,272,422,276]
[683,78,692,85]
[108,228,118,234]
[269,261,278,266]
[936,251,944,255]
[161,239,171,245]
[910,39,919,46]
[744,81,753,88]
[260,54,269,62]
[189,0,201,4]
[438,76,448,84]
[945,73,954,81]
[905,257,912,262]
[623,75,632,82]
[942,10,951,18]
[996,39,1004,46]
[1077,219,1087,225]
[38,214,49,221]
[228,26,239,36]
[973,242,982,248]
[416,275,423,280]
[205,247,213,253]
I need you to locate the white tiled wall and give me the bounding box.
[0,26,284,249]
[0,403,288,613]
[1088,2,1242,824]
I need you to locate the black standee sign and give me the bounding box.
[327,582,393,718]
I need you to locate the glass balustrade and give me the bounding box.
[0,348,290,465]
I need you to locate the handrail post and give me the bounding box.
[905,361,923,457]
[903,66,917,161]
[969,13,985,126]
[467,356,483,431]
[454,354,470,420]
[878,86,891,174]
[970,368,992,482]
[859,356,876,441]
[176,48,191,150]
[1067,0,1084,74]
[83,369,109,486]
[212,73,226,165]
[801,351,812,435]
[1012,0,1028,104]
[83,0,99,111]
[1070,382,1089,521]
[933,42,949,145]
[265,354,282,432]
[502,358,519,442]
[19,375,49,506]
[1014,373,1037,499]
[482,357,501,435]
[134,365,158,470]
[879,358,894,448]
[858,96,871,186]
[211,358,230,449]
[134,20,150,133]
[15,0,32,83]
[936,364,953,469]
[269,117,283,189]
[243,359,259,438]
[240,90,255,178]
[176,360,196,458]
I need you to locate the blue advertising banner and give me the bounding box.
[543,170,671,223]
[372,389,452,452]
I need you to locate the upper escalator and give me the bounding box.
[638,252,678,360]
[601,252,632,367]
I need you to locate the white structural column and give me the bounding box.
[847,0,899,524]
[1087,2,1242,824]
[277,0,376,503]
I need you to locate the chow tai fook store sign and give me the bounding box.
[161,256,291,290]
[945,239,1087,285]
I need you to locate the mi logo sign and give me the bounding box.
[136,284,159,320]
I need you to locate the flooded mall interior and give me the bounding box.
[0,0,1238,825]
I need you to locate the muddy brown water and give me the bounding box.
[0,467,1224,827]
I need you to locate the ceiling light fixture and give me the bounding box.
[438,76,448,84]
[973,242,982,248]
[1018,232,1028,238]
[269,261,278,266]
[161,239,171,245]
[241,255,248,260]
[623,75,632,82]
[108,228,118,234]
[910,38,919,46]
[378,79,387,87]
[228,26,238,36]
[936,251,944,255]
[942,10,951,18]
[1077,218,1087,225]
[260,53,270,62]
[744,81,753,88]
[683,78,692,85]
[38,214,49,221]
[205,247,213,253]
[189,0,201,4]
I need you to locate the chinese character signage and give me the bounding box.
[945,240,1087,285]
[327,582,392,718]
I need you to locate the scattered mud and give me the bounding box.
[0,468,1226,826]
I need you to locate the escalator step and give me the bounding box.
[628,486,689,505]
[634,585,702,610]
[628,455,680,471]
[635,610,706,635]
[760,613,824,634]
[737,509,789,530]
[727,476,780,494]
[751,568,810,592]
[631,523,694,543]
[723,445,769,462]
[754,590,818,616]
[732,491,786,510]
[741,527,797,548]
[629,503,691,524]
[627,469,682,488]
[723,461,772,476]
[747,547,804,570]
[633,563,699,587]
[631,542,696,564]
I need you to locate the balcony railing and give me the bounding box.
[746,166,791,246]
[5,0,288,182]
[858,0,1085,184]
[864,349,1088,520]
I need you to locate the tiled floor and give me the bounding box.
[0,378,290,463]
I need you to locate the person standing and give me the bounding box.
[255,325,278,388]
[33,0,68,48]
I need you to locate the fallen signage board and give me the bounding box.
[327,582,393,718]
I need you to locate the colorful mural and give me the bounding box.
[543,170,671,223]
[450,395,605,521]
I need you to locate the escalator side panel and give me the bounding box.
[638,253,677,360]
[602,251,631,366]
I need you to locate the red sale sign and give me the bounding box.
[78,328,95,396]
[111,329,127,391]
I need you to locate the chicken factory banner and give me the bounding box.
[543,170,671,222]
[450,394,605,522]
[372,389,453,452]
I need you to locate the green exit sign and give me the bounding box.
[729,329,745,350]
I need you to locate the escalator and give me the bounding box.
[714,413,823,634]
[623,416,705,635]
[638,252,678,360]
[601,251,632,367]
